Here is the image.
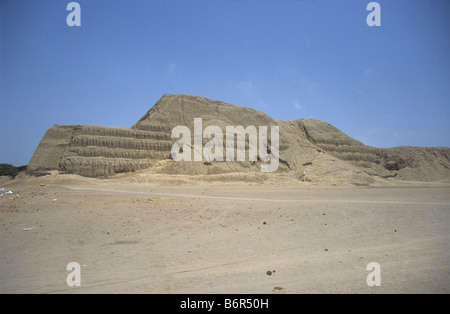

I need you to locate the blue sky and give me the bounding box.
[1,0,449,166]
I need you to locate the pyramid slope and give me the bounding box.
[27,94,450,182]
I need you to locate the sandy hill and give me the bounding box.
[26,94,450,184]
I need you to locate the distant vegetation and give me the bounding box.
[0,164,27,178]
[0,164,19,178]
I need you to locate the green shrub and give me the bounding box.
[17,165,28,172]
[0,164,19,178]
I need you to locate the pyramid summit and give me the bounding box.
[27,94,450,183]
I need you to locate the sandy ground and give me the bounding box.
[0,175,449,294]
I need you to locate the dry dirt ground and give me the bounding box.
[1,175,449,294]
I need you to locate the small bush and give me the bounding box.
[0,164,19,178]
[17,165,28,172]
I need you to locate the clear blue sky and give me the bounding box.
[1,0,449,166]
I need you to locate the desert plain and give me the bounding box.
[1,173,449,294]
[2,95,450,294]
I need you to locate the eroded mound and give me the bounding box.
[27,94,450,183]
